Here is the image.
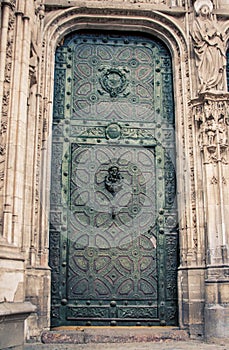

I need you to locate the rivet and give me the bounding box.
[110,301,116,307]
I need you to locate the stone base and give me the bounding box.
[41,327,189,344]
[25,267,51,340]
[204,304,229,341]
[0,302,36,350]
[188,324,204,340]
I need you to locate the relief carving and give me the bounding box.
[28,3,43,102]
[0,8,15,230]
[211,175,218,184]
[27,7,44,236]
[195,98,229,164]
[191,0,227,93]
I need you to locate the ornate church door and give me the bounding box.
[49,32,178,327]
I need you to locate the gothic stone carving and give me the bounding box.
[0,5,16,233]
[194,97,229,164]
[191,0,227,93]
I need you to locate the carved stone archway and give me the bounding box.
[26,6,206,337]
[0,1,229,344]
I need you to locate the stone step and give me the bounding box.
[24,340,228,350]
[41,327,189,345]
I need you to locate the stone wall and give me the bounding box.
[0,0,228,345]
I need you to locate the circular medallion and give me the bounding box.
[106,123,121,140]
[99,68,128,97]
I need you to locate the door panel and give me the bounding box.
[67,145,157,322]
[49,32,178,327]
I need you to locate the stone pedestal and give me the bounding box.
[205,304,229,341]
[0,302,36,350]
[204,276,229,341]
[178,267,205,339]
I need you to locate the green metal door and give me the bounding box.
[49,32,178,327]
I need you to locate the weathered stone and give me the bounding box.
[205,304,229,341]
[41,328,189,344]
[0,302,36,350]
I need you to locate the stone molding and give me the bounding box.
[0,301,36,318]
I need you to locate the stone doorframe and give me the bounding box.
[21,5,228,340]
[38,6,195,334]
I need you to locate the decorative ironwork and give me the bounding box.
[104,166,123,196]
[50,32,177,327]
[105,123,121,140]
[98,67,129,97]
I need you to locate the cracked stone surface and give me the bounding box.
[24,340,229,350]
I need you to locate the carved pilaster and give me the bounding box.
[0,1,16,236]
[193,93,229,266]
[21,0,45,261]
[192,92,229,340]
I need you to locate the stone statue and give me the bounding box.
[205,117,216,145]
[218,115,227,145]
[192,0,226,93]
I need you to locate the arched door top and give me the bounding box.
[49,31,178,327]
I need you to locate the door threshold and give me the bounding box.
[42,326,189,344]
[51,325,179,330]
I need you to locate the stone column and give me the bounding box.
[192,92,229,341]
[0,0,36,348]
[23,1,51,339]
